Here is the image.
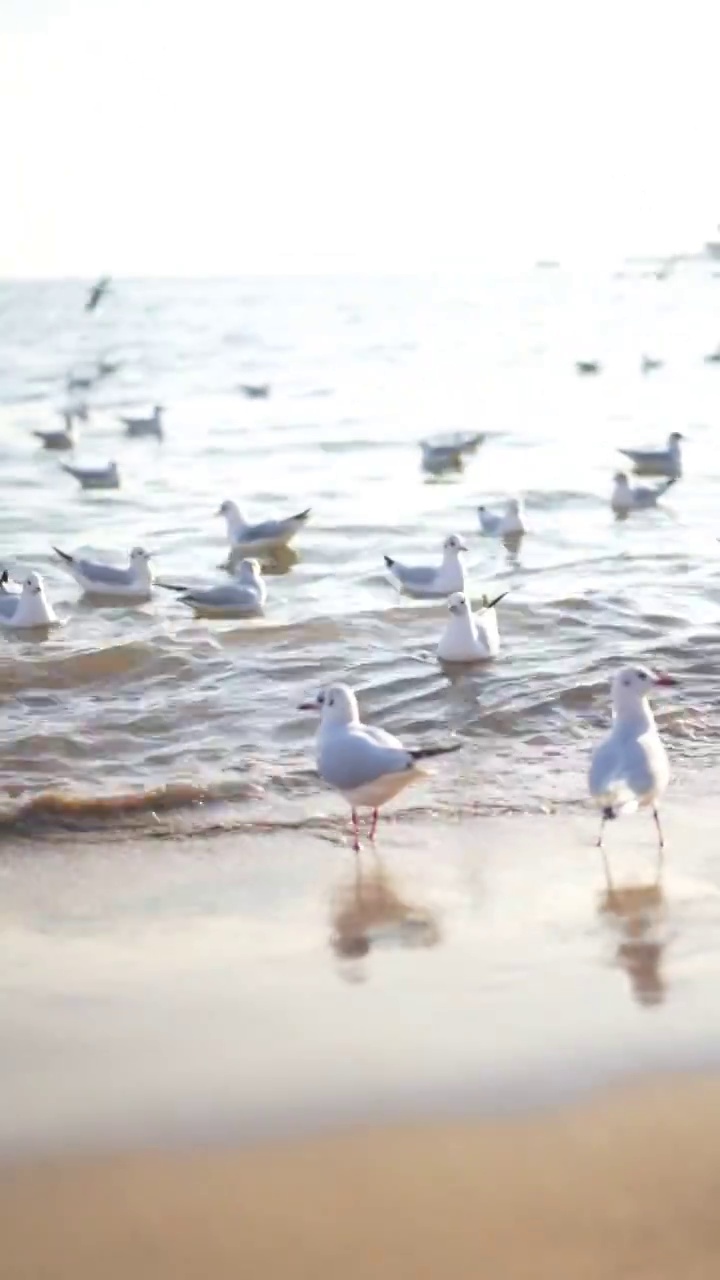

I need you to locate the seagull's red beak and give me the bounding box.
[654,672,678,687]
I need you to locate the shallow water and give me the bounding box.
[2,266,720,834]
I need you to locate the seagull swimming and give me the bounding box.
[576,360,601,375]
[120,406,164,439]
[53,545,154,600]
[61,460,120,491]
[611,472,676,514]
[641,354,663,373]
[0,570,22,595]
[437,589,507,663]
[383,533,467,598]
[170,560,267,616]
[239,383,271,399]
[419,433,484,475]
[618,431,683,478]
[33,413,76,451]
[589,664,675,873]
[0,573,58,629]
[217,500,311,553]
[478,498,526,537]
[298,682,461,851]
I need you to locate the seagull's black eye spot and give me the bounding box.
[637,670,648,681]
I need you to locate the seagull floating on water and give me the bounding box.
[164,560,267,616]
[419,433,484,475]
[218,500,310,554]
[61,460,120,491]
[576,360,601,375]
[611,472,676,514]
[437,590,507,663]
[120,406,164,439]
[53,545,154,600]
[383,533,466,598]
[239,383,271,399]
[478,498,526,538]
[0,573,58,629]
[589,664,675,876]
[33,413,76,451]
[641,354,663,373]
[618,431,683,478]
[298,682,461,851]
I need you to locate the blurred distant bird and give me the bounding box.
[120,405,164,439]
[33,412,76,451]
[239,383,271,399]
[618,431,683,478]
[61,460,120,491]
[96,357,121,378]
[85,276,111,313]
[478,497,526,538]
[66,371,96,392]
[641,354,663,373]
[611,472,676,514]
[419,432,484,475]
[576,360,601,374]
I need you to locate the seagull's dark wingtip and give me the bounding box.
[383,555,395,569]
[52,545,73,564]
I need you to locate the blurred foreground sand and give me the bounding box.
[2,1074,719,1280]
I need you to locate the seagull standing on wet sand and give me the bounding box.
[589,665,676,879]
[383,533,467,598]
[298,683,461,852]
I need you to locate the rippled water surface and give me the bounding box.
[2,268,720,834]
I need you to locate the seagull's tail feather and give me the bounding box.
[383,555,395,569]
[0,570,8,584]
[156,581,189,592]
[657,477,677,497]
[410,742,462,761]
[480,591,509,613]
[52,546,74,564]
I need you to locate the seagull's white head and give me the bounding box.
[130,547,153,566]
[613,471,630,488]
[22,571,44,597]
[237,558,262,581]
[611,664,677,711]
[668,431,684,447]
[217,499,242,521]
[443,534,468,555]
[447,591,469,616]
[298,682,360,726]
[505,497,522,514]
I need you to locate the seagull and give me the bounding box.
[53,545,154,600]
[437,590,507,663]
[641,354,663,373]
[419,433,484,475]
[217,500,311,553]
[165,560,267,616]
[298,682,461,851]
[383,533,467,598]
[0,570,22,595]
[33,412,76,451]
[589,665,676,876]
[704,348,720,365]
[576,360,601,375]
[85,276,111,313]
[66,372,96,392]
[120,406,164,439]
[618,431,683,478]
[611,472,676,514]
[478,498,526,537]
[96,357,121,378]
[61,460,120,491]
[0,573,58,629]
[239,383,271,399]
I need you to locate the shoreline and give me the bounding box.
[2,1073,720,1279]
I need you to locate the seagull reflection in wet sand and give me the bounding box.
[600,881,668,1007]
[330,855,440,980]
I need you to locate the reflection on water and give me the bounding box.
[330,854,441,981]
[600,882,668,1008]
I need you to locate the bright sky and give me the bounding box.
[1,0,718,275]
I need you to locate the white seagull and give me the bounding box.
[0,573,59,629]
[53,545,154,600]
[165,559,267,616]
[611,472,676,514]
[217,500,311,554]
[384,533,467,598]
[589,664,675,874]
[61,460,120,491]
[33,412,76,451]
[437,589,507,663]
[419,433,484,475]
[618,431,684,478]
[120,405,164,439]
[298,682,461,851]
[478,497,526,537]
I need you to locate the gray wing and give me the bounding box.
[390,562,436,587]
[318,728,413,790]
[64,465,107,482]
[183,584,257,608]
[238,517,292,542]
[77,559,134,586]
[620,447,663,465]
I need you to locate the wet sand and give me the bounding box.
[3,1074,720,1279]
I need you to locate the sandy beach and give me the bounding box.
[3,1074,720,1279]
